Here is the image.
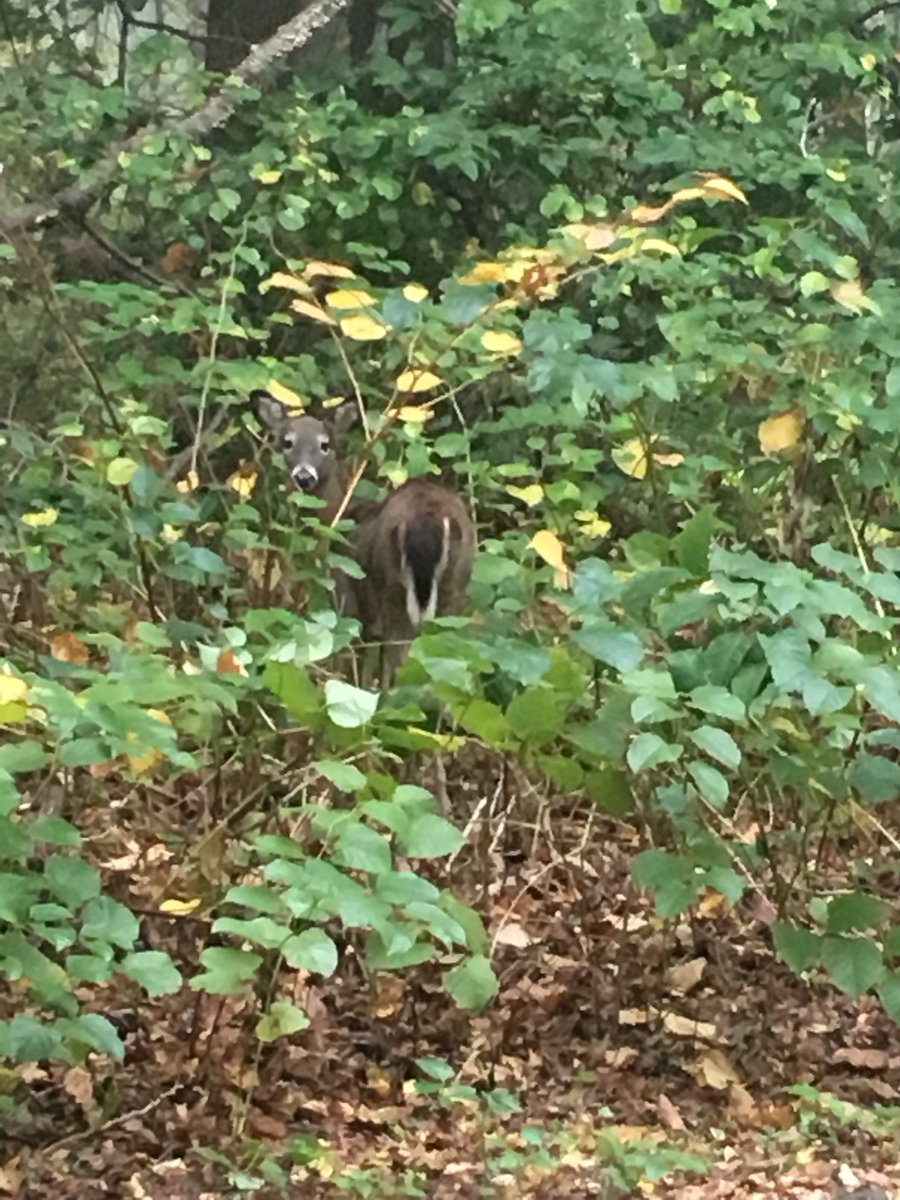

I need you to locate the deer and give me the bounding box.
[253,390,476,688]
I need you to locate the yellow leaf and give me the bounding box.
[653,451,685,467]
[106,457,139,487]
[669,186,707,205]
[392,405,434,423]
[340,315,388,341]
[630,200,675,224]
[325,288,377,309]
[612,438,648,480]
[265,380,304,410]
[162,524,182,543]
[529,529,572,589]
[395,369,442,393]
[830,277,879,315]
[403,284,429,302]
[561,222,618,251]
[506,484,544,506]
[290,298,336,325]
[481,330,522,356]
[460,261,510,285]
[302,260,356,280]
[758,408,804,454]
[256,169,283,185]
[639,237,682,257]
[176,470,199,495]
[227,465,258,498]
[0,674,28,706]
[21,507,58,528]
[127,709,172,777]
[697,174,748,204]
[860,53,877,71]
[575,509,612,537]
[259,270,312,296]
[826,167,847,182]
[159,897,202,915]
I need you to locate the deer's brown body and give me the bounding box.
[254,392,476,686]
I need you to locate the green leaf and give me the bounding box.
[688,685,745,722]
[572,624,643,672]
[772,921,822,974]
[190,947,262,995]
[659,0,681,13]
[849,753,900,804]
[313,760,368,791]
[0,740,47,773]
[687,761,729,807]
[689,725,741,770]
[80,896,139,949]
[626,732,682,772]
[44,856,100,908]
[400,814,464,859]
[632,848,700,918]
[333,823,392,874]
[878,971,900,1023]
[822,935,884,997]
[282,929,339,977]
[256,1000,310,1043]
[324,680,378,728]
[121,950,183,997]
[106,457,139,486]
[453,698,510,747]
[506,689,565,742]
[799,271,829,296]
[443,954,498,1010]
[826,893,888,934]
[264,662,319,721]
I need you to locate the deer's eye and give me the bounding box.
[282,434,295,451]
[319,438,331,453]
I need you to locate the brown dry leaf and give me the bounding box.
[830,276,878,314]
[618,1007,652,1026]
[216,650,245,676]
[663,1012,718,1040]
[727,1082,759,1125]
[366,1065,393,1098]
[0,1160,23,1196]
[654,451,685,467]
[340,314,388,341]
[834,1047,890,1070]
[494,922,533,948]
[604,1046,638,1068]
[758,407,804,454]
[246,1112,289,1141]
[371,975,405,1019]
[50,631,89,666]
[160,241,196,274]
[62,1065,94,1108]
[697,892,726,917]
[657,1093,686,1131]
[665,957,707,996]
[692,1048,740,1089]
[290,298,337,325]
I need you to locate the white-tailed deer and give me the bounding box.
[253,391,476,686]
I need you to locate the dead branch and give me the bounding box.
[0,0,351,235]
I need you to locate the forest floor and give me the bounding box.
[4,759,900,1200]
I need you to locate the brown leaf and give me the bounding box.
[663,1012,718,1041]
[62,1065,94,1108]
[657,1093,686,1131]
[665,957,707,996]
[216,650,244,676]
[758,407,804,454]
[0,1159,23,1196]
[692,1048,740,1089]
[833,1047,890,1070]
[50,631,89,665]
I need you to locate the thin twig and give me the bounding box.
[43,1084,182,1154]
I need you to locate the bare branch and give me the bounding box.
[0,0,351,234]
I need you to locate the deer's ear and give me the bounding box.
[252,390,286,433]
[330,402,360,436]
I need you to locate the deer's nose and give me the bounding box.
[291,465,318,492]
